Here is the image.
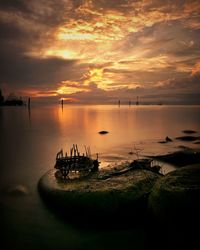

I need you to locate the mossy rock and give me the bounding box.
[38,169,160,224]
[152,150,200,166]
[148,164,200,225]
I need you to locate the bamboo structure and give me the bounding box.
[54,145,99,178]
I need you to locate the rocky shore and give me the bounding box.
[38,133,200,247]
[151,149,200,166]
[38,168,160,226]
[149,164,200,224]
[38,157,200,225]
[38,149,200,248]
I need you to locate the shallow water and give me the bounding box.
[0,104,199,250]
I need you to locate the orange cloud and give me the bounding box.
[1,0,199,104]
[192,61,200,75]
[59,97,78,102]
[56,81,89,95]
[19,89,57,98]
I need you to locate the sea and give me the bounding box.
[0,104,199,250]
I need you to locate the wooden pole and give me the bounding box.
[84,145,88,157]
[73,144,76,168]
[28,97,31,109]
[76,144,79,156]
[88,146,91,157]
[136,96,139,105]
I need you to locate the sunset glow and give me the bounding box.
[0,0,200,104]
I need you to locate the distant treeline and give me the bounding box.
[0,89,25,106]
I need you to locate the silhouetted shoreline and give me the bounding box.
[0,89,26,106]
[151,149,200,166]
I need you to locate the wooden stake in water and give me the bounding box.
[118,100,121,107]
[84,145,88,157]
[136,96,139,105]
[28,97,31,109]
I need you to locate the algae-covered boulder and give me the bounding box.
[148,164,200,225]
[7,185,29,196]
[152,150,200,166]
[38,169,161,223]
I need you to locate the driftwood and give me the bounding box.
[98,159,162,180]
[54,145,99,178]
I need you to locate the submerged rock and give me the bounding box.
[38,168,161,224]
[177,145,190,150]
[165,136,172,142]
[158,136,173,143]
[148,164,200,225]
[158,140,167,144]
[98,130,109,134]
[7,185,29,196]
[182,130,197,134]
[152,150,200,167]
[176,135,199,141]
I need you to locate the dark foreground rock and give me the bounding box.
[38,169,160,226]
[98,130,109,134]
[176,135,200,141]
[182,130,197,134]
[151,150,200,166]
[148,164,200,224]
[158,136,173,144]
[147,164,200,250]
[6,185,29,196]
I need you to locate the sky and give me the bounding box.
[0,0,200,104]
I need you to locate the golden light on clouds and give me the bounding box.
[20,89,57,98]
[192,62,200,75]
[1,0,200,104]
[58,31,95,41]
[59,97,78,102]
[84,68,104,84]
[45,49,77,59]
[56,85,75,95]
[56,81,89,95]
[84,68,117,90]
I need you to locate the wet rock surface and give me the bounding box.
[151,149,200,166]
[182,130,197,134]
[158,136,173,144]
[38,168,161,224]
[176,135,200,141]
[6,185,29,196]
[148,164,200,224]
[98,130,109,134]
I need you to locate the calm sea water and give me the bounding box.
[0,104,199,250]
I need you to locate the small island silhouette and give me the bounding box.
[0,89,25,106]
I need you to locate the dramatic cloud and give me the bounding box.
[0,0,200,103]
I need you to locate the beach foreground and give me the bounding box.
[38,162,200,249]
[1,104,199,250]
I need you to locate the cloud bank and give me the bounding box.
[0,0,200,104]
